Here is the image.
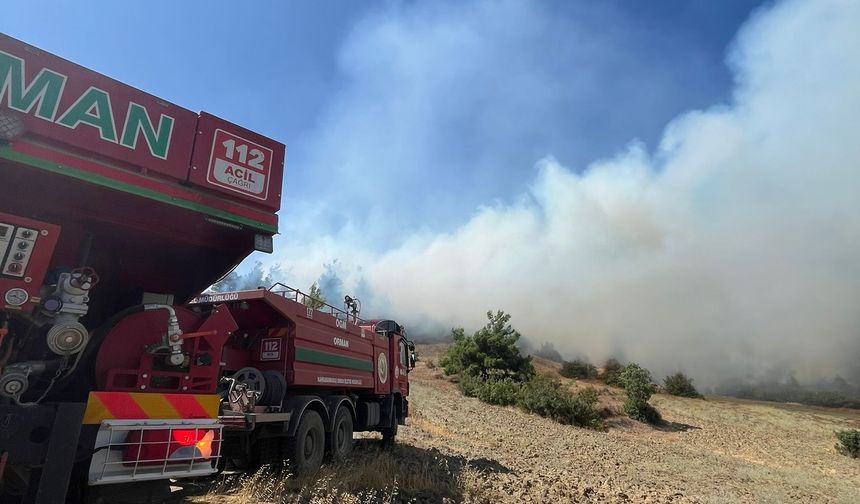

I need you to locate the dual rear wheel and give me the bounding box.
[231,403,377,475]
[330,406,354,461]
[283,405,353,475]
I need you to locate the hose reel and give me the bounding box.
[225,367,286,412]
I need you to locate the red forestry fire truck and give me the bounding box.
[0,34,414,503]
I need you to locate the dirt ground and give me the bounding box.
[191,344,860,504]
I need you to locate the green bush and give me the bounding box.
[664,372,703,398]
[560,359,598,379]
[458,374,482,398]
[578,385,599,405]
[600,358,625,387]
[444,312,604,428]
[458,375,521,406]
[621,363,661,424]
[440,311,535,382]
[835,429,860,458]
[517,376,603,429]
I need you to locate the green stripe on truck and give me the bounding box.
[0,145,278,234]
[294,347,373,372]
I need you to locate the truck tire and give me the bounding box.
[284,410,325,475]
[381,410,398,447]
[329,406,354,461]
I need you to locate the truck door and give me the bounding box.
[374,332,392,395]
[394,336,409,395]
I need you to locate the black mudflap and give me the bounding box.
[0,402,85,504]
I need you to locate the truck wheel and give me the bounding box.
[284,410,325,475]
[381,411,398,447]
[329,406,354,462]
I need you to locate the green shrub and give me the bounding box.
[664,372,703,398]
[578,385,599,405]
[560,359,598,379]
[444,312,605,428]
[458,375,521,406]
[440,311,535,381]
[517,376,603,429]
[621,363,661,424]
[485,380,522,406]
[481,378,521,406]
[600,358,625,387]
[458,374,482,398]
[835,429,860,458]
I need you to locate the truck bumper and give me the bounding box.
[0,402,86,504]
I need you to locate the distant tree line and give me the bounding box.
[715,378,860,410]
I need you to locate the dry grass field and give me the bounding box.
[189,343,860,503]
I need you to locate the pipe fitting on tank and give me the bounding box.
[42,268,99,355]
[0,366,29,398]
[144,304,185,366]
[0,361,48,398]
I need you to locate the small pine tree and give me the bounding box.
[440,311,534,382]
[664,372,703,398]
[303,281,327,310]
[441,327,471,376]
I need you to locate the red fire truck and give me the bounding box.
[0,33,414,503]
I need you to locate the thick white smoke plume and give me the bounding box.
[270,0,860,386]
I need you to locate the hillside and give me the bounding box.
[194,343,860,503]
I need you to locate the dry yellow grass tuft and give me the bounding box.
[197,441,489,504]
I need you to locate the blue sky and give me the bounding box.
[3,0,766,245]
